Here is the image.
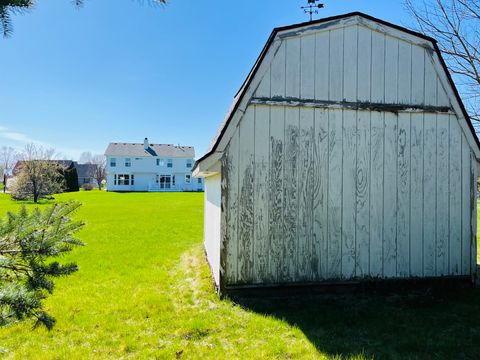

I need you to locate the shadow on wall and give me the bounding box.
[232,286,480,358]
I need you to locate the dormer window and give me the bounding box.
[125,158,131,167]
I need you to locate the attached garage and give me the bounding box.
[193,12,480,295]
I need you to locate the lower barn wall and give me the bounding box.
[204,174,222,287]
[221,104,477,287]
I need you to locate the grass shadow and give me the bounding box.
[232,286,480,359]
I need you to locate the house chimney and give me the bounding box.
[144,137,149,150]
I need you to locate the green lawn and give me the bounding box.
[0,191,480,359]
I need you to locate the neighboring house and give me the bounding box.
[105,138,203,192]
[76,163,98,187]
[193,12,480,295]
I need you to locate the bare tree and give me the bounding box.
[405,0,480,133]
[10,144,65,203]
[90,154,106,190]
[0,146,17,193]
[78,151,93,164]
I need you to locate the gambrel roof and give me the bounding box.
[194,11,480,175]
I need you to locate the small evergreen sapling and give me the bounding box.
[0,201,84,329]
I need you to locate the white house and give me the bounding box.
[193,12,480,295]
[105,138,203,192]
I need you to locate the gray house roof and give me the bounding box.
[105,143,195,158]
[75,163,96,179]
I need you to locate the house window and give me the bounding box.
[197,178,202,184]
[172,175,176,187]
[157,158,165,166]
[186,159,192,168]
[185,174,191,184]
[131,174,135,185]
[159,175,172,189]
[114,174,117,185]
[110,158,116,167]
[118,174,130,185]
[167,159,173,168]
[125,158,131,167]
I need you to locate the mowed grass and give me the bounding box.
[0,191,479,359]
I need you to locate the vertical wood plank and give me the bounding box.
[357,26,372,102]
[470,153,477,277]
[342,110,357,278]
[370,112,384,277]
[436,114,449,275]
[410,113,424,276]
[268,106,285,283]
[253,105,270,283]
[356,110,370,277]
[283,107,299,282]
[329,29,344,101]
[424,55,437,106]
[449,117,462,275]
[315,31,330,101]
[397,113,411,277]
[384,112,398,277]
[327,109,343,278]
[371,31,385,103]
[237,107,255,283]
[398,40,412,104]
[437,80,450,107]
[223,129,240,285]
[301,34,315,99]
[255,65,271,98]
[286,38,301,98]
[385,37,399,104]
[297,108,315,281]
[411,45,425,105]
[314,108,329,280]
[343,26,358,102]
[271,41,286,98]
[461,137,472,275]
[423,113,437,277]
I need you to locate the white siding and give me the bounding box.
[204,174,221,287]
[206,16,478,289]
[222,105,476,285]
[105,155,203,192]
[255,25,450,108]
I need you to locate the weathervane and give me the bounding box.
[301,0,325,22]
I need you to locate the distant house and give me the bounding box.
[75,163,98,187]
[105,138,203,192]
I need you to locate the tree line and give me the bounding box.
[0,144,106,203]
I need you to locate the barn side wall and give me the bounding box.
[221,104,476,286]
[217,22,478,287]
[203,174,222,287]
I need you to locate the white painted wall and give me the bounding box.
[105,155,203,192]
[204,174,221,287]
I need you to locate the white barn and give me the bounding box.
[105,138,204,192]
[193,12,480,295]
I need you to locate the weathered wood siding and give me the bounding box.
[219,24,477,286]
[222,106,475,285]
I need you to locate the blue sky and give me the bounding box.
[0,0,408,160]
